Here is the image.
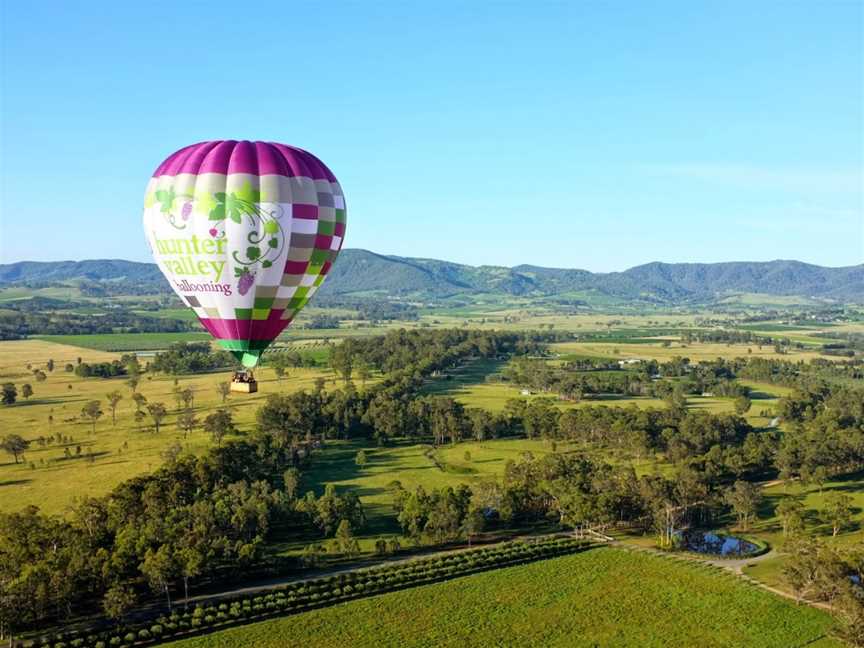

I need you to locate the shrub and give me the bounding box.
[95,642,106,648]
[137,629,151,640]
[123,634,136,643]
[150,625,163,637]
[204,615,216,624]
[109,637,121,646]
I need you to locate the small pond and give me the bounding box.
[678,531,759,557]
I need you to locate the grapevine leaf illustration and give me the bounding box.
[246,246,261,260]
[262,260,273,268]
[268,238,278,248]
[209,193,227,221]
[195,190,217,216]
[235,180,261,205]
[144,189,157,209]
[155,188,176,214]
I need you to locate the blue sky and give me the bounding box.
[1,1,861,270]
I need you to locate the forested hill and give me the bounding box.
[1,250,862,303]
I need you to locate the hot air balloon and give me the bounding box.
[143,141,346,391]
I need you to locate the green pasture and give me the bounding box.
[421,357,670,412]
[297,438,564,539]
[0,339,339,515]
[293,437,671,549]
[164,547,841,648]
[753,472,864,547]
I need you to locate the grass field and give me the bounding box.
[738,471,864,592]
[0,339,338,515]
[419,356,772,422]
[552,340,832,363]
[163,547,841,648]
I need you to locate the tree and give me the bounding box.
[181,387,195,410]
[172,385,184,411]
[46,359,54,372]
[355,450,367,466]
[21,384,33,400]
[1,434,30,463]
[103,583,136,625]
[271,354,288,382]
[462,506,486,546]
[134,409,147,432]
[81,400,104,434]
[734,395,752,415]
[33,370,47,383]
[127,376,140,393]
[217,382,230,403]
[1,383,16,406]
[146,402,168,434]
[132,391,147,413]
[106,390,123,425]
[783,537,823,604]
[776,497,805,537]
[330,345,354,384]
[823,492,854,537]
[141,545,176,611]
[176,546,204,609]
[356,361,371,387]
[203,409,235,445]
[283,467,301,499]
[177,409,198,438]
[329,519,360,557]
[375,537,388,555]
[161,441,183,464]
[725,480,761,530]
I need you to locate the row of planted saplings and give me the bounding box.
[34,536,589,648]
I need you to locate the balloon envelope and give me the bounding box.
[143,140,346,367]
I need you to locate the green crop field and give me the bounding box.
[0,339,339,515]
[163,547,841,648]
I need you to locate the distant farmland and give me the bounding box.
[33,332,213,351]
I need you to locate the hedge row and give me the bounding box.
[33,536,590,648]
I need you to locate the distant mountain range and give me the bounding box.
[1,250,862,303]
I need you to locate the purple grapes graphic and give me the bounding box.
[236,268,256,296]
[181,202,193,220]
